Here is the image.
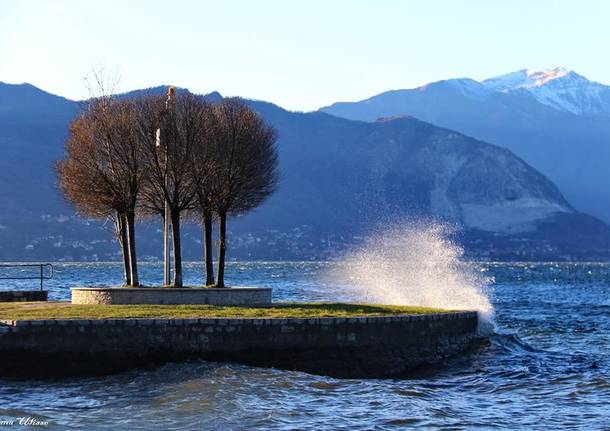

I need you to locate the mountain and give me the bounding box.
[483,68,610,116]
[1,82,610,261]
[320,69,610,225]
[0,82,79,247]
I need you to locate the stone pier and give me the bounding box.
[0,291,48,302]
[0,311,481,379]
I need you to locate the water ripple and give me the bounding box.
[0,262,609,430]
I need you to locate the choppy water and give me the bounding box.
[0,262,609,430]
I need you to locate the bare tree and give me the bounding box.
[136,89,200,287]
[189,101,219,286]
[56,97,145,286]
[211,98,279,288]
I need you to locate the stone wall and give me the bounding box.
[0,291,47,302]
[71,287,272,305]
[0,312,481,379]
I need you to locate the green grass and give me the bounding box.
[0,302,448,321]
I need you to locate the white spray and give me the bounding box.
[329,221,494,332]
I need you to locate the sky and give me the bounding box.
[1,0,609,111]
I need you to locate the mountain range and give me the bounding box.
[321,67,610,227]
[1,73,610,261]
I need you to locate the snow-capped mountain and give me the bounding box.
[482,68,610,116]
[320,68,610,226]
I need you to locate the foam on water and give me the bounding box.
[329,221,494,331]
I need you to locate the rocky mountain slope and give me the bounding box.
[320,69,610,225]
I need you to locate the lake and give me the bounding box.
[0,262,608,430]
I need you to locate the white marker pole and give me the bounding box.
[156,127,171,286]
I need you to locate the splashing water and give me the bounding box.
[330,222,494,330]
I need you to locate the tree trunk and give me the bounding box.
[204,213,214,286]
[171,210,183,287]
[117,212,131,286]
[216,212,227,288]
[126,210,139,287]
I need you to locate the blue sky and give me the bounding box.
[2,0,608,111]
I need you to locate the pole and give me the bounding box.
[158,86,176,286]
[163,151,171,286]
[156,126,171,286]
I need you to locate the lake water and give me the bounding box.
[0,262,608,430]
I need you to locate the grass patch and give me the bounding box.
[0,302,448,321]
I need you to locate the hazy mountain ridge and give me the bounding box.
[320,68,610,226]
[1,82,609,261]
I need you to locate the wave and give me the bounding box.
[326,221,495,330]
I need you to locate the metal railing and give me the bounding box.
[0,264,54,291]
